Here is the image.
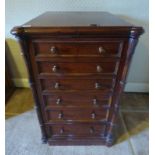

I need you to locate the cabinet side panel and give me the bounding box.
[105,38,138,145]
[15,35,48,143]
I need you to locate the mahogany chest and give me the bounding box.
[11,12,144,146]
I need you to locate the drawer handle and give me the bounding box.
[60,128,64,134]
[90,127,95,134]
[95,83,101,89]
[91,112,96,119]
[93,98,98,105]
[52,65,58,72]
[50,46,57,54]
[58,112,63,119]
[55,82,60,89]
[96,65,103,72]
[98,46,106,54]
[56,98,61,105]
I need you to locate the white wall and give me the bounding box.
[5,0,149,92]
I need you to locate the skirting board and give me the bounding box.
[12,78,149,93]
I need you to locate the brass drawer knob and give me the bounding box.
[58,112,63,119]
[95,82,101,89]
[56,98,61,105]
[60,128,64,134]
[93,98,97,105]
[55,82,60,89]
[91,112,96,119]
[50,46,57,54]
[98,46,106,54]
[96,65,103,72]
[90,127,95,134]
[52,65,58,72]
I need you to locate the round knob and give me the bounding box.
[58,112,63,119]
[91,112,96,119]
[50,46,57,54]
[60,128,64,134]
[90,127,95,134]
[52,65,58,72]
[93,98,97,105]
[55,82,60,89]
[56,98,61,105]
[96,65,103,72]
[95,83,101,89]
[98,46,106,54]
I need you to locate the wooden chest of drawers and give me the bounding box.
[11,12,144,146]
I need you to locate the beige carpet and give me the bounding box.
[6,110,148,155]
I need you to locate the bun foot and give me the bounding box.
[42,136,48,144]
[104,133,114,147]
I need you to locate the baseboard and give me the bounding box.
[13,78,149,92]
[13,78,30,88]
[124,82,149,92]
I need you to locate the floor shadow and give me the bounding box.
[115,108,148,145]
[5,88,34,119]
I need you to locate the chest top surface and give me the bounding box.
[11,12,144,38]
[23,12,132,27]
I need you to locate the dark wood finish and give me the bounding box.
[40,78,114,90]
[37,61,119,74]
[46,107,108,122]
[23,12,133,27]
[11,12,144,146]
[32,39,123,57]
[46,123,107,137]
[43,91,112,108]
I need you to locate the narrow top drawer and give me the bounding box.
[32,40,124,57]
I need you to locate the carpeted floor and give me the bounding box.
[5,89,149,155]
[5,110,148,155]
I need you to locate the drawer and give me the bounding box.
[40,78,115,90]
[46,107,107,121]
[32,40,123,57]
[37,61,119,75]
[46,123,106,137]
[43,91,112,107]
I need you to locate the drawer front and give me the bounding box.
[33,41,123,57]
[40,78,115,90]
[46,108,107,121]
[43,91,112,107]
[37,62,119,74]
[46,124,106,137]
[34,43,77,55]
